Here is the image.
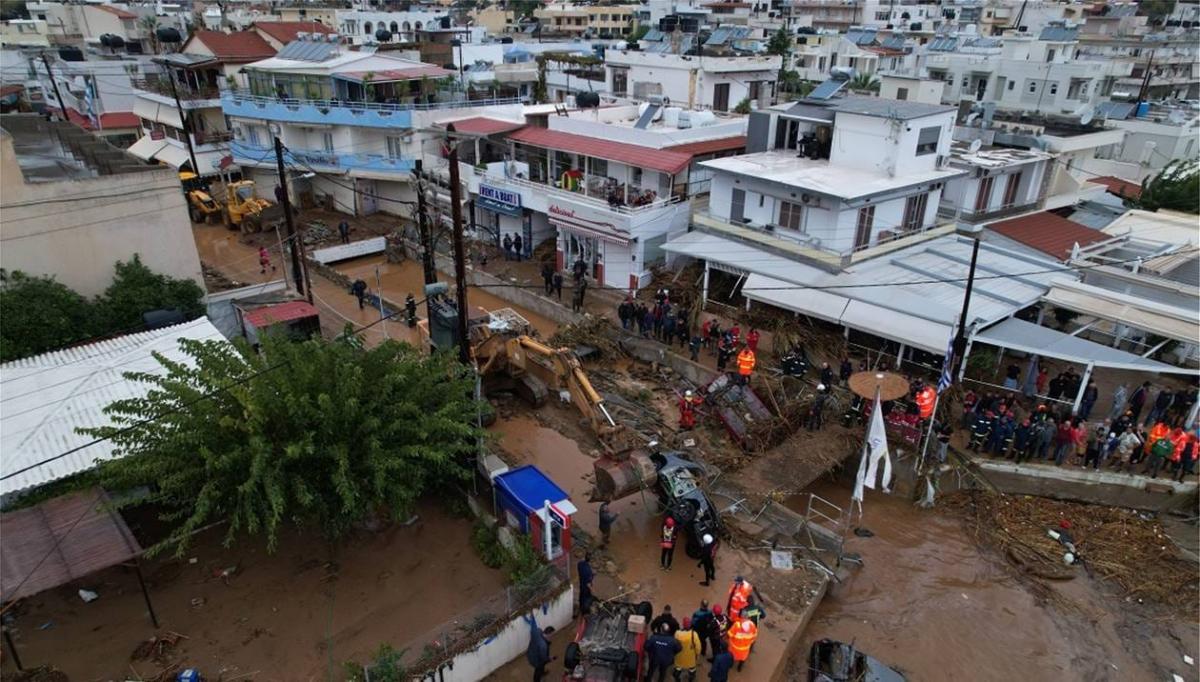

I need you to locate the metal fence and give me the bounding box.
[363,553,570,680]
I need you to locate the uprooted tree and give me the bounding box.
[86,334,485,555]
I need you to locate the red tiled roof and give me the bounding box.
[988,211,1110,260]
[665,135,747,156]
[254,21,335,44]
[54,108,140,131]
[1,84,25,98]
[506,127,694,175]
[443,117,527,135]
[94,4,137,20]
[1091,175,1142,199]
[242,301,320,328]
[190,30,276,60]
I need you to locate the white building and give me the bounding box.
[222,39,522,219]
[605,48,782,111]
[1093,102,1200,176]
[791,27,915,82]
[337,10,447,45]
[456,103,747,290]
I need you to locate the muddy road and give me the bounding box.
[788,479,1198,682]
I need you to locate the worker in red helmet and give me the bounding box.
[660,516,677,571]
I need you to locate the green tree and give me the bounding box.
[0,270,95,362]
[766,27,792,57]
[95,255,205,330]
[87,335,484,555]
[1135,159,1199,214]
[1137,0,1175,24]
[848,73,880,92]
[733,97,752,114]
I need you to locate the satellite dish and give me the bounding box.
[1076,104,1095,125]
[965,112,979,125]
[968,138,983,153]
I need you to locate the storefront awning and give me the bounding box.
[974,317,1195,375]
[126,135,168,162]
[1043,280,1199,344]
[153,143,191,170]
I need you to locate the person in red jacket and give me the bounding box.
[746,328,760,353]
[660,516,677,571]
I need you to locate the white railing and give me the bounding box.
[473,167,683,215]
[226,90,523,113]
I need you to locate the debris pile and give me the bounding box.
[550,317,625,358]
[942,490,1198,609]
[301,221,334,246]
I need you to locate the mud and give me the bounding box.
[788,479,1199,682]
[0,507,506,682]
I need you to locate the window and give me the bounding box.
[778,200,803,231]
[1028,81,1038,93]
[961,75,969,88]
[916,126,940,155]
[1049,82,1058,95]
[749,81,761,101]
[854,206,875,250]
[1002,171,1022,206]
[248,126,260,146]
[386,136,404,160]
[902,193,928,231]
[364,21,372,35]
[896,87,909,100]
[590,158,608,178]
[975,175,994,212]
[322,132,334,153]
[1047,48,1055,62]
[875,10,890,20]
[1007,80,1015,91]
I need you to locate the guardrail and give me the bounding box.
[226,90,522,113]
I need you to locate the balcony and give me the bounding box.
[221,91,522,130]
[231,140,415,175]
[473,166,682,216]
[938,198,1043,224]
[133,78,222,109]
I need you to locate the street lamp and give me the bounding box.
[951,221,984,377]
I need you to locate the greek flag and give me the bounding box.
[937,328,955,394]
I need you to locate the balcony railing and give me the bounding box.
[231,140,415,174]
[226,90,523,113]
[474,166,683,215]
[133,78,221,101]
[194,130,233,146]
[940,199,1043,223]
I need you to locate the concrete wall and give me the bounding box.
[0,134,204,298]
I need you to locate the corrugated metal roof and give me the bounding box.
[1091,175,1142,198]
[975,317,1187,373]
[665,135,747,155]
[506,127,693,175]
[0,318,227,498]
[242,301,319,327]
[829,96,955,120]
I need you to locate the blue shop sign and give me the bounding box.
[479,184,523,216]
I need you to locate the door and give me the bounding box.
[713,82,730,112]
[358,179,378,215]
[730,188,746,224]
[854,206,875,250]
[1002,171,1022,207]
[974,176,994,213]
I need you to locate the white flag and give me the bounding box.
[862,394,893,493]
[852,440,868,504]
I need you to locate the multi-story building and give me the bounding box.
[918,23,1134,113]
[605,47,781,111]
[791,27,914,82]
[1094,102,1200,176]
[127,29,278,176]
[221,39,522,217]
[1076,11,1199,101]
[24,2,189,54]
[0,19,52,48]
[534,4,638,39]
[337,10,447,45]
[777,0,864,31]
[0,113,202,297]
[455,102,747,289]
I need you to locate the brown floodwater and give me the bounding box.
[789,479,1197,682]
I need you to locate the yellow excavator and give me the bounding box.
[224,180,282,233]
[179,171,222,224]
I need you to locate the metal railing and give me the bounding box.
[474,166,684,215]
[226,90,523,113]
[945,199,1044,223]
[133,77,221,101]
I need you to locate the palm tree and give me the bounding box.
[139,15,160,54]
[848,73,880,93]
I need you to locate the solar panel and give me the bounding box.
[928,36,958,51]
[808,77,849,101]
[1097,101,1136,120]
[634,103,660,129]
[643,29,666,42]
[881,34,906,50]
[705,26,734,46]
[277,39,338,62]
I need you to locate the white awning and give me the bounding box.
[974,317,1195,375]
[126,135,168,162]
[194,148,234,176]
[841,300,953,354]
[1044,280,1198,344]
[153,143,192,170]
[743,273,849,324]
[133,97,182,130]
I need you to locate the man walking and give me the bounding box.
[338,219,350,244]
[689,332,702,362]
[645,623,681,682]
[691,601,714,657]
[503,233,513,260]
[541,262,554,295]
[728,619,757,672]
[258,246,275,274]
[660,516,677,571]
[697,533,717,586]
[673,618,701,682]
[351,279,368,309]
[572,278,588,313]
[552,271,564,301]
[598,502,617,547]
[577,552,595,615]
[513,233,523,262]
[524,617,555,682]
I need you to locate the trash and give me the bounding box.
[1185,655,1195,665]
[78,589,98,603]
[853,527,874,538]
[1172,675,1184,682]
[37,621,53,630]
[188,557,198,564]
[190,597,206,608]
[770,550,794,571]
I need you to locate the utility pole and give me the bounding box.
[39,53,68,123]
[414,160,438,326]
[164,67,199,175]
[446,123,471,365]
[950,228,982,377]
[273,136,307,299]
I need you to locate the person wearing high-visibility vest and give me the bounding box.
[915,384,936,420]
[736,346,756,385]
[727,618,758,671]
[725,576,757,622]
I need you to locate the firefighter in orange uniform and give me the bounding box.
[916,384,936,420]
[736,346,756,385]
[726,576,757,623]
[727,618,758,671]
[679,390,703,430]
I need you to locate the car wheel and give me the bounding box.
[564,642,581,670]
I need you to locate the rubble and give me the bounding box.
[941,489,1199,609]
[549,317,626,357]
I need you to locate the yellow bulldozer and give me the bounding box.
[180,171,222,224]
[224,180,283,233]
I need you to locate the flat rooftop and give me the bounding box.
[1,114,158,182]
[950,142,1052,168]
[699,150,964,199]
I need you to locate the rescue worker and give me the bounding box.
[651,605,680,636]
[988,414,1015,457]
[1146,431,1175,479]
[1175,433,1196,482]
[708,605,730,656]
[673,617,701,682]
[708,641,734,682]
[725,576,758,623]
[807,388,828,431]
[736,345,756,385]
[691,601,714,657]
[660,516,677,571]
[646,623,682,682]
[745,328,760,353]
[1012,419,1033,463]
[716,338,732,373]
[679,390,702,430]
[697,533,717,586]
[738,602,766,627]
[969,411,993,452]
[728,619,758,672]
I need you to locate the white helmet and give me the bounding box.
[702,534,713,545]
[741,620,752,633]
[685,390,694,398]
[816,384,826,392]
